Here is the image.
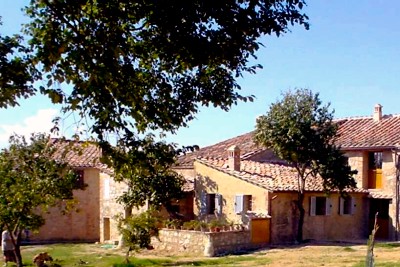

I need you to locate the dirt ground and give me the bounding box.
[136,241,400,266]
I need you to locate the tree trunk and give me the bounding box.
[125,247,132,263]
[296,191,305,243]
[14,230,23,267]
[117,205,133,249]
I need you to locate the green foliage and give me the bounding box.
[182,220,208,231]
[165,219,183,229]
[102,135,185,212]
[376,243,400,249]
[208,218,227,228]
[19,242,400,267]
[254,88,357,241]
[117,210,162,262]
[343,247,356,252]
[2,2,309,233]
[0,18,37,108]
[254,88,356,191]
[0,133,82,266]
[20,0,308,145]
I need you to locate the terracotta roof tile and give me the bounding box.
[367,190,393,199]
[336,114,400,149]
[52,139,194,191]
[51,139,106,169]
[197,158,367,193]
[178,112,400,168]
[176,132,261,167]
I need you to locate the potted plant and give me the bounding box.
[209,219,222,232]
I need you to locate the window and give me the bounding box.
[75,170,85,188]
[207,194,216,214]
[369,152,383,169]
[200,193,222,216]
[368,152,383,189]
[339,196,355,215]
[234,195,252,214]
[310,196,331,216]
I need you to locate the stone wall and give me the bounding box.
[152,229,265,257]
[31,168,101,242]
[99,172,128,242]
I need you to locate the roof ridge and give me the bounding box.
[335,113,400,121]
[197,131,254,150]
[334,115,372,121]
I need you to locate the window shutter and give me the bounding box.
[235,195,244,214]
[215,194,222,215]
[326,197,332,216]
[200,192,207,215]
[351,197,355,215]
[310,196,316,216]
[339,197,344,215]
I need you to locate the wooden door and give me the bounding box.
[251,218,270,244]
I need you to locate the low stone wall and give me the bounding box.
[151,229,267,256]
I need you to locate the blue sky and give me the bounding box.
[1,1,399,148]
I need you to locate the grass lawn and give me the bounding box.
[9,241,400,267]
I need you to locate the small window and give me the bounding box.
[369,152,382,169]
[244,195,252,212]
[339,196,355,215]
[235,194,252,214]
[75,170,85,188]
[310,196,331,216]
[207,194,216,214]
[200,193,222,216]
[315,197,326,215]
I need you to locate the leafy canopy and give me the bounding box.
[0,133,82,266]
[254,88,356,192]
[106,136,185,211]
[117,209,162,262]
[20,0,309,144]
[1,2,309,236]
[254,88,356,242]
[0,18,36,108]
[0,133,82,230]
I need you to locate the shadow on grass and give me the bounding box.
[113,256,268,267]
[266,239,370,252]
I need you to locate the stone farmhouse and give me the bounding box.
[31,104,400,244]
[30,140,194,243]
[175,104,400,243]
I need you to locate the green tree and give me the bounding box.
[1,1,309,252]
[0,133,82,267]
[20,0,308,145]
[102,135,185,249]
[0,18,36,108]
[254,89,356,242]
[107,136,185,216]
[117,209,161,263]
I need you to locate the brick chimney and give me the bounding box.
[373,104,382,122]
[227,145,240,171]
